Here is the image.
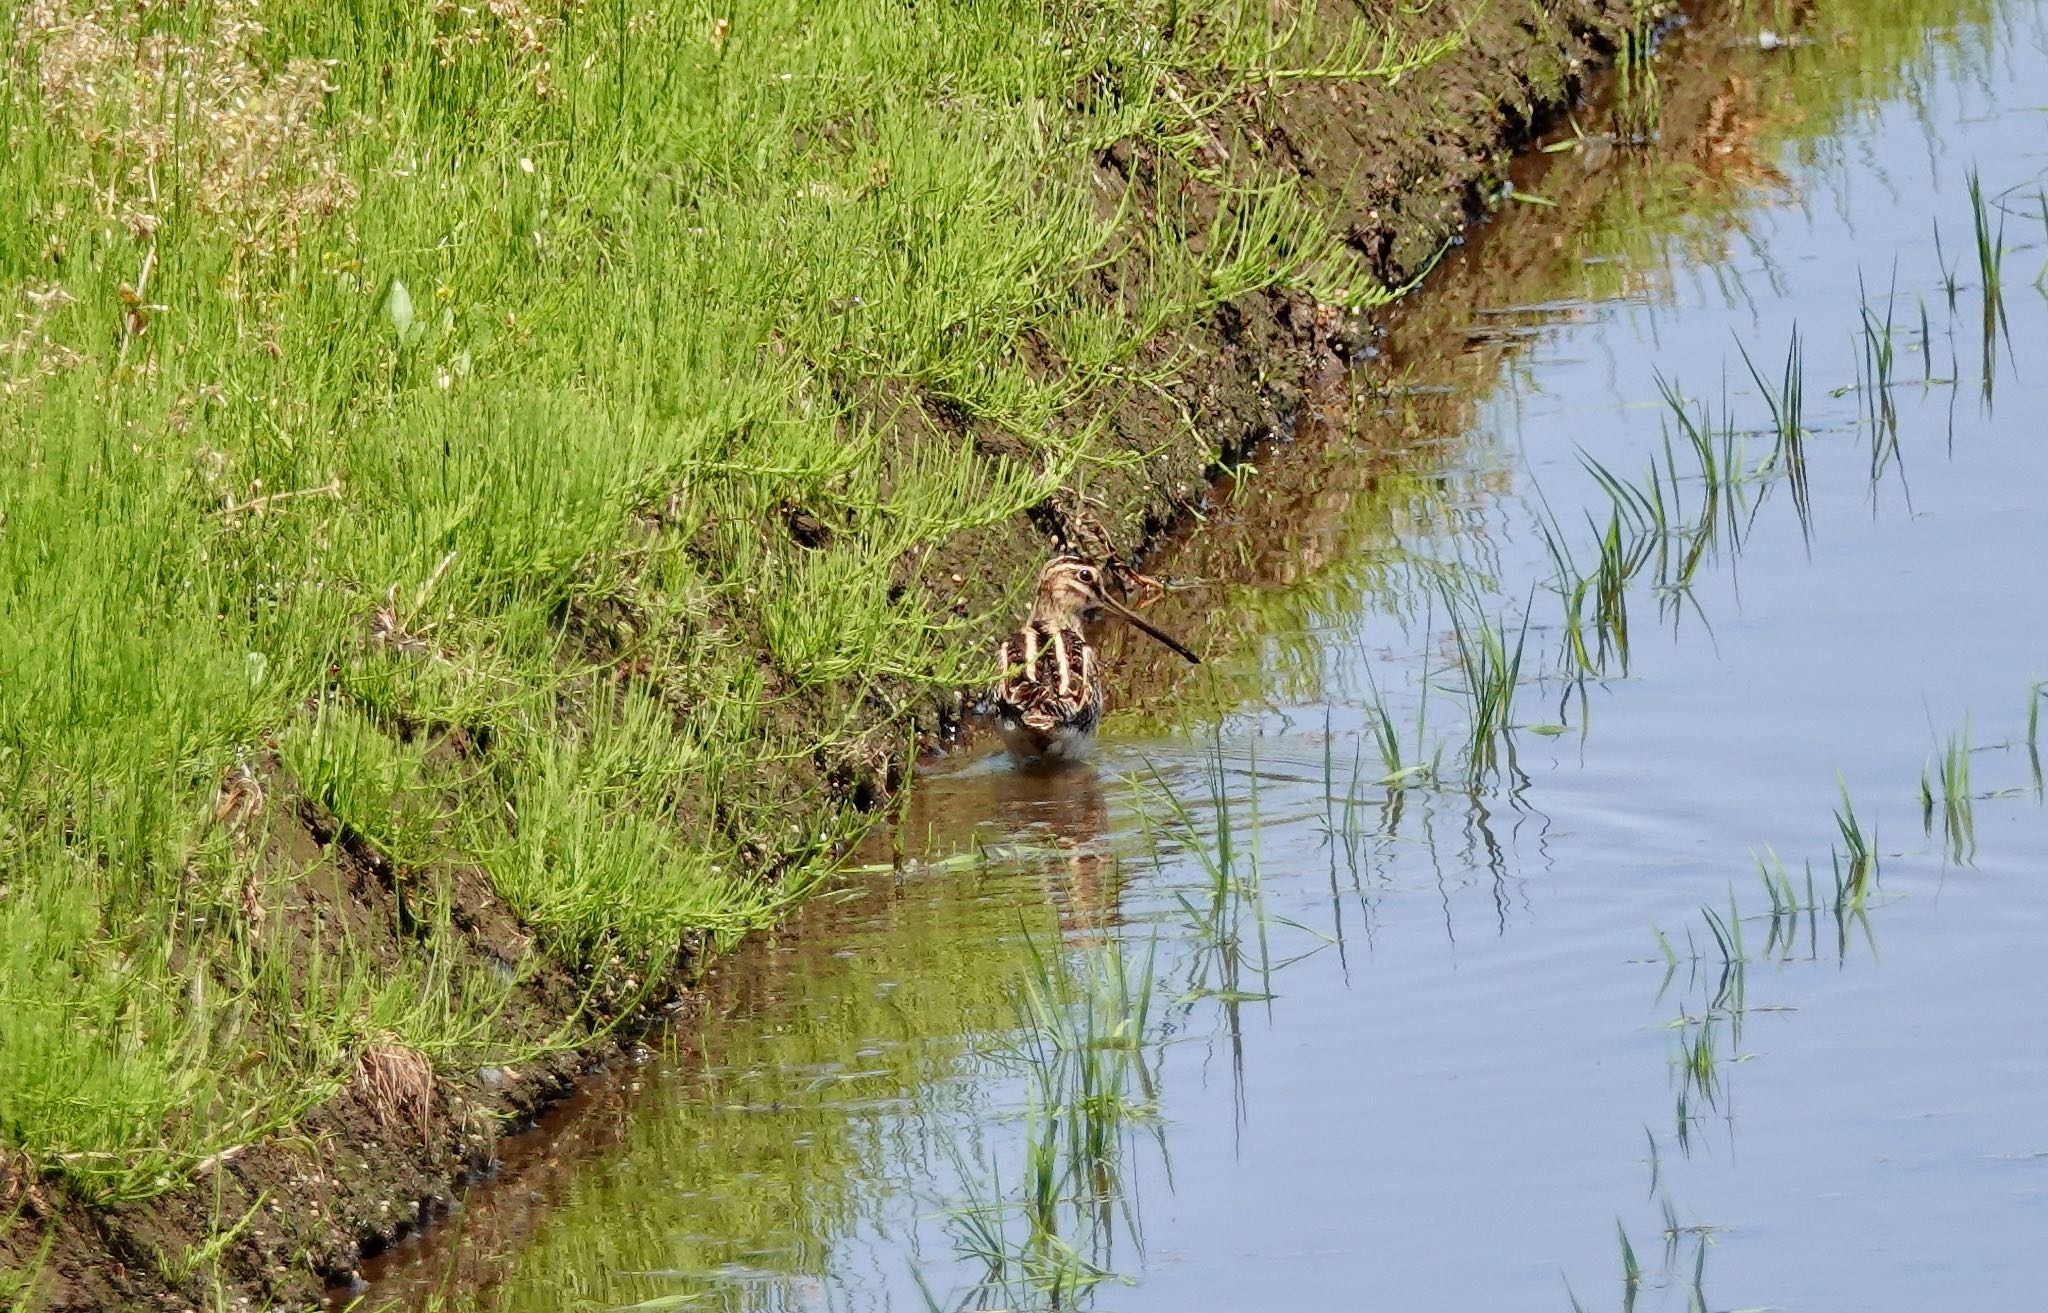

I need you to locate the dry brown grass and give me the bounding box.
[429,0,578,100]
[0,1147,48,1218]
[352,1041,436,1145]
[210,763,266,834]
[14,0,356,253]
[0,281,82,398]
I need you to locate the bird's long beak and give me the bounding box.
[1098,593,1200,664]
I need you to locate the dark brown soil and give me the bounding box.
[1,2,1741,1308]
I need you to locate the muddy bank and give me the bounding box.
[928,0,1653,620]
[2,2,1690,1308]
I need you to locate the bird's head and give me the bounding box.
[1029,556,1199,664]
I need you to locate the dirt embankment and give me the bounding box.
[930,0,1650,621]
[3,2,1661,1308]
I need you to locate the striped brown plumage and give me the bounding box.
[993,618,1104,762]
[990,556,1198,766]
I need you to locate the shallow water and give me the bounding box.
[358,4,2048,1309]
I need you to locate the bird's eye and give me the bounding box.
[1076,568,1095,583]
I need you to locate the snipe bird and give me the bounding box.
[992,556,1199,764]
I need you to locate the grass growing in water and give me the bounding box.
[1967,167,2008,397]
[2027,682,2046,798]
[1920,724,1977,865]
[1436,578,1533,782]
[946,930,1160,1307]
[1856,273,1904,485]
[1737,328,1810,541]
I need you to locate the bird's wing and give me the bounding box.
[994,624,1097,731]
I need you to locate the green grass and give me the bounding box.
[1737,328,1809,541]
[1853,271,1903,487]
[1436,577,1532,782]
[2027,681,2045,797]
[1618,1218,1642,1304]
[944,927,1161,1306]
[1919,723,1976,865]
[0,0,1441,1207]
[1967,166,2007,397]
[1136,733,1274,998]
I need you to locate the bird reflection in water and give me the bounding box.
[891,754,1123,942]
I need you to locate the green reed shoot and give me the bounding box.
[1857,273,1902,484]
[1611,2,1665,143]
[1967,168,2007,400]
[1918,292,1937,383]
[950,1157,1112,1311]
[1829,849,1866,919]
[1825,796,1884,959]
[1136,739,1272,999]
[1243,736,1276,1003]
[2027,682,2045,799]
[1933,216,1962,311]
[1593,506,1648,671]
[1737,329,1810,541]
[1756,847,1829,962]
[1651,374,1753,607]
[1676,1012,1720,1111]
[1557,441,1696,678]
[1698,894,1745,1018]
[1755,848,1804,960]
[1756,850,1796,920]
[1320,722,1382,908]
[2036,185,2048,290]
[1370,702,1412,785]
[1435,579,1532,781]
[1919,725,1976,865]
[1833,783,1877,895]
[1360,639,1436,789]
[966,929,1166,1304]
[944,1167,1015,1287]
[1581,450,1664,539]
[1650,924,1680,970]
[1533,505,1597,679]
[1333,737,1373,883]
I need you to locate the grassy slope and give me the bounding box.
[0,0,1473,1219]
